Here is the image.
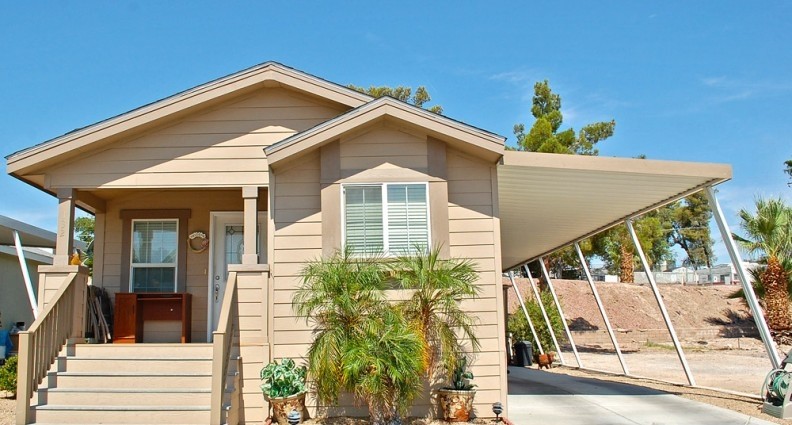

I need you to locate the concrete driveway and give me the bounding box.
[506,366,774,424]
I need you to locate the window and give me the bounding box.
[130,219,178,292]
[343,183,429,255]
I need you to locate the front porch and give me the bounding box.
[15,185,274,424]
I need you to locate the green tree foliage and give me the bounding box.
[513,80,615,155]
[786,159,792,185]
[293,248,427,424]
[663,192,715,269]
[347,84,443,114]
[74,216,95,243]
[733,197,792,336]
[590,211,672,283]
[0,355,17,396]
[507,289,565,353]
[389,246,480,378]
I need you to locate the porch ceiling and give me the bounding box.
[497,151,732,271]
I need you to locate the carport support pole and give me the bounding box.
[523,264,564,363]
[626,219,696,386]
[705,187,782,369]
[508,271,544,354]
[13,230,38,319]
[539,257,582,368]
[575,242,630,375]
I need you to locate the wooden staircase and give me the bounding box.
[25,343,230,424]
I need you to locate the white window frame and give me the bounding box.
[341,182,431,256]
[130,218,179,293]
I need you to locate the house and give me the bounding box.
[0,216,58,345]
[5,62,734,424]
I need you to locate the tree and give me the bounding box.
[785,159,792,186]
[513,80,615,155]
[348,84,443,114]
[74,216,95,244]
[293,248,426,424]
[389,246,480,378]
[663,193,715,274]
[733,197,792,339]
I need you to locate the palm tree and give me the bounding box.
[734,197,792,338]
[389,246,480,379]
[293,247,426,424]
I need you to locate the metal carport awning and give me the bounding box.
[497,151,732,271]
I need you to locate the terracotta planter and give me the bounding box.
[265,391,307,425]
[437,388,476,422]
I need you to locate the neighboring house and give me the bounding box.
[5,62,733,424]
[0,216,59,336]
[634,262,761,285]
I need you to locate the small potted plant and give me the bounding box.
[437,356,476,422]
[260,358,307,425]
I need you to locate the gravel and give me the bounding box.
[1,391,13,425]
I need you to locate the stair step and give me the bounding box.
[48,371,212,389]
[36,388,212,406]
[67,343,213,358]
[32,405,210,424]
[57,356,212,373]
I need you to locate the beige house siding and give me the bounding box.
[96,189,245,343]
[45,88,346,190]
[271,124,505,416]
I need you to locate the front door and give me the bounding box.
[209,212,265,339]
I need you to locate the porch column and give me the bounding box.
[54,188,76,266]
[539,257,582,367]
[626,219,696,386]
[575,242,630,375]
[705,186,782,369]
[242,186,259,265]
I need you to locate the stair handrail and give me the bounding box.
[15,271,87,425]
[210,271,240,425]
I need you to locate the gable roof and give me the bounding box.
[265,96,506,169]
[6,62,373,176]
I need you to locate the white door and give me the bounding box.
[209,212,265,338]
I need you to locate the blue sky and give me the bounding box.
[1,2,790,265]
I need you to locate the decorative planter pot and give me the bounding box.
[437,388,476,422]
[265,391,307,425]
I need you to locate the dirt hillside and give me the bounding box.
[505,278,756,339]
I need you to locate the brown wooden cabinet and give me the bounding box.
[113,293,192,343]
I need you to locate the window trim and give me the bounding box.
[120,209,190,293]
[341,182,431,256]
[130,218,179,293]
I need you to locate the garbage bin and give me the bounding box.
[513,341,533,367]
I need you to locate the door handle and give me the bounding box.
[214,283,220,301]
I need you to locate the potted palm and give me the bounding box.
[260,358,307,425]
[437,356,476,422]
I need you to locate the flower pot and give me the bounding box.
[265,391,307,425]
[437,388,476,422]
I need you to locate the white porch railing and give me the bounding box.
[16,270,88,425]
[211,271,241,425]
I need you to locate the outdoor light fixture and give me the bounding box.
[287,409,301,425]
[492,402,503,422]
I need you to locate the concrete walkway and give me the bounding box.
[506,366,774,424]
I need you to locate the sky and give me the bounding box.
[1,2,790,266]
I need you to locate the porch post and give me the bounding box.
[523,264,564,363]
[626,219,696,385]
[54,188,76,266]
[705,186,782,369]
[242,186,259,265]
[575,242,630,375]
[13,230,39,319]
[539,257,582,367]
[507,270,544,354]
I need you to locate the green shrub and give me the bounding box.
[446,356,475,391]
[260,358,306,399]
[508,289,566,352]
[0,355,17,396]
